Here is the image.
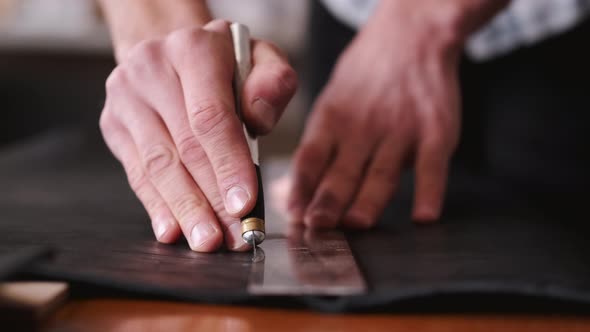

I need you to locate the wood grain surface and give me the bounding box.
[45,299,590,332]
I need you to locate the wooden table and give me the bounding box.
[45,299,590,332]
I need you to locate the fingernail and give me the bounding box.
[228,222,249,251]
[154,216,174,240]
[226,186,250,214]
[191,222,217,248]
[252,98,276,130]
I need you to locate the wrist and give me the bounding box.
[370,0,509,57]
[99,0,212,62]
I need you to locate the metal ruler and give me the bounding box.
[248,231,367,295]
[248,159,367,295]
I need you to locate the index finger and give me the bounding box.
[168,20,258,218]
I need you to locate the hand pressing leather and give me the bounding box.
[100,20,297,251]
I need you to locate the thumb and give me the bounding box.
[241,40,298,135]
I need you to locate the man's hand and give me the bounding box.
[99,17,297,251]
[288,0,506,228]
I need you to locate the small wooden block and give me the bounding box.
[0,282,68,331]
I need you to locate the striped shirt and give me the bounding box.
[321,0,590,61]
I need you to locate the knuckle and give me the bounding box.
[292,144,329,188]
[172,194,205,222]
[98,110,124,157]
[270,63,298,94]
[290,168,315,200]
[204,19,231,35]
[126,164,149,192]
[214,151,243,188]
[421,116,455,148]
[294,144,324,169]
[420,127,447,151]
[188,99,232,138]
[142,143,179,178]
[126,40,163,79]
[128,39,160,62]
[145,199,167,216]
[292,169,314,196]
[209,198,227,219]
[98,110,114,134]
[167,27,204,53]
[176,134,207,166]
[311,187,343,210]
[105,66,128,94]
[166,26,232,68]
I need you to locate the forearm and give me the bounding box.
[98,0,212,62]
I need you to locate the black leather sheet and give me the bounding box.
[0,128,253,301]
[1,127,590,311]
[0,247,51,281]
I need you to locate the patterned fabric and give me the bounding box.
[320,0,590,61]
